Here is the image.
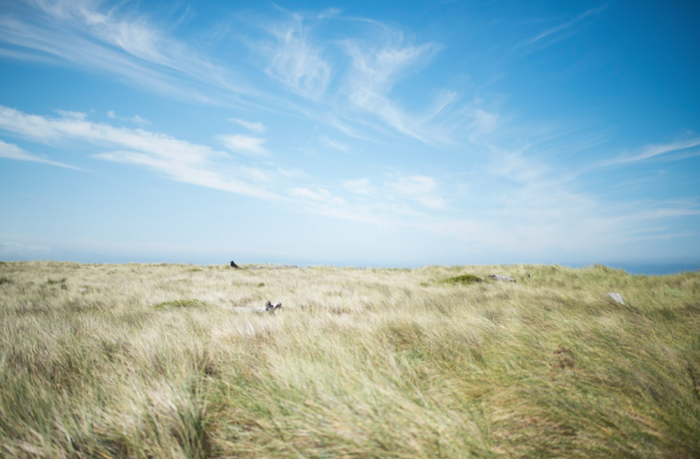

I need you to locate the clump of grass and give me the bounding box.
[189,268,203,272]
[153,299,207,309]
[0,277,12,285]
[439,273,483,285]
[47,278,67,285]
[257,282,265,287]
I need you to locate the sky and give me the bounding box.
[0,0,699,269]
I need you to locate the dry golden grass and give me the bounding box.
[0,261,699,458]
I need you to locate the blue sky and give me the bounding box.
[0,0,699,267]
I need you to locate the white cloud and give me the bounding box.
[0,1,254,104]
[0,2,479,147]
[598,137,700,167]
[386,176,445,209]
[290,187,345,206]
[0,105,277,200]
[55,109,87,120]
[388,175,435,194]
[0,45,58,63]
[263,14,331,99]
[342,36,438,141]
[0,109,696,263]
[277,166,308,179]
[0,139,85,170]
[318,135,349,152]
[515,5,608,50]
[131,115,148,124]
[344,178,374,195]
[229,118,266,133]
[106,110,149,124]
[0,105,222,164]
[95,150,276,199]
[219,134,268,156]
[464,108,498,142]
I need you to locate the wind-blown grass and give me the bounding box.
[0,261,698,458]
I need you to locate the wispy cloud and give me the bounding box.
[0,0,256,103]
[0,106,696,262]
[0,139,85,170]
[386,175,445,209]
[595,137,700,168]
[290,187,345,206]
[262,13,331,99]
[95,150,277,199]
[463,107,499,142]
[318,135,350,152]
[0,105,449,225]
[343,178,374,195]
[276,166,307,179]
[0,45,58,63]
[515,4,608,50]
[218,134,269,157]
[107,110,149,124]
[229,118,266,133]
[0,2,485,147]
[342,35,439,141]
[55,109,87,120]
[0,105,277,200]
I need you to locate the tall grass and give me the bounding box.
[0,261,698,458]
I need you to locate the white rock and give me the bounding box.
[234,301,283,313]
[604,292,625,305]
[488,274,516,282]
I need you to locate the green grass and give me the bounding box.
[46,277,67,284]
[153,299,208,309]
[0,261,699,458]
[440,273,484,285]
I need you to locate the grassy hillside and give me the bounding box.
[0,261,699,458]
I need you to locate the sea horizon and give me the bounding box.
[3,257,698,276]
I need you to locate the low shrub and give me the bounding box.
[153,299,207,309]
[440,274,483,285]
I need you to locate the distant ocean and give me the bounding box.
[1,254,698,275]
[584,263,700,275]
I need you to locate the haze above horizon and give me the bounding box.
[1,0,699,269]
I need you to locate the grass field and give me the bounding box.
[0,261,699,458]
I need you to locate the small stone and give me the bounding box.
[604,292,625,305]
[488,274,516,282]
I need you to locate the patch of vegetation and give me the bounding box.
[47,278,67,285]
[189,268,203,272]
[0,277,12,285]
[257,282,265,287]
[2,262,700,458]
[592,263,627,274]
[153,299,207,310]
[439,274,483,285]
